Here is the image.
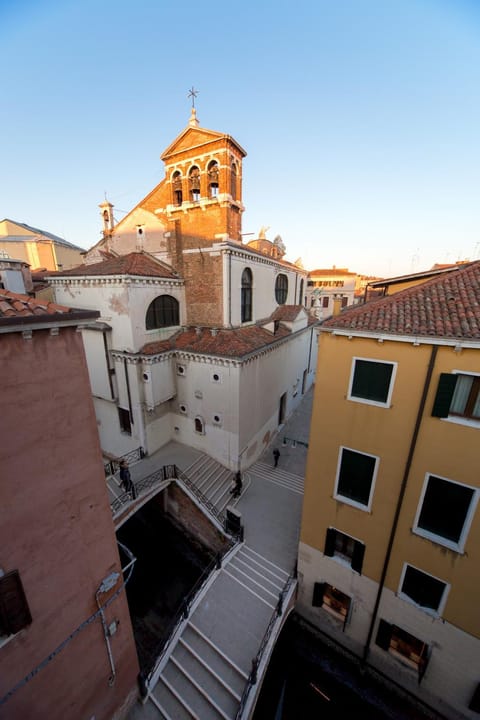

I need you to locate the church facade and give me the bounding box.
[49,110,318,469]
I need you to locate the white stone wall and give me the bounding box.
[225,249,307,327]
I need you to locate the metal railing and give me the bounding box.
[235,570,297,720]
[110,464,244,543]
[110,464,173,514]
[140,539,236,693]
[104,446,145,477]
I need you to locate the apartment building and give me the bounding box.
[297,261,480,720]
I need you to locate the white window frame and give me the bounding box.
[333,445,379,512]
[347,357,397,408]
[413,473,478,553]
[442,370,480,429]
[398,562,449,617]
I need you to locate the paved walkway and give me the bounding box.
[126,388,314,719]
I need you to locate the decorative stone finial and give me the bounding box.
[188,107,200,127]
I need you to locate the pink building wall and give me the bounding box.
[0,326,139,719]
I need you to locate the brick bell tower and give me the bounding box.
[158,106,247,249]
[151,103,247,328]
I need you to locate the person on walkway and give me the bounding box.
[273,448,280,467]
[230,471,243,498]
[119,460,137,500]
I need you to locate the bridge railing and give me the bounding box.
[235,570,297,720]
[140,539,236,693]
[104,446,145,477]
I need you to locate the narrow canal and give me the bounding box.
[253,614,439,719]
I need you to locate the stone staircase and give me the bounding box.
[138,545,292,720]
[184,455,236,513]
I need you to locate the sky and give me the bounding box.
[2,0,480,277]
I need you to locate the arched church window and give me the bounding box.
[299,278,304,306]
[146,295,180,330]
[172,171,183,206]
[241,268,253,322]
[230,161,237,200]
[189,166,201,202]
[208,160,219,198]
[275,274,288,305]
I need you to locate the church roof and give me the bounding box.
[160,112,247,161]
[47,252,179,279]
[140,310,318,359]
[0,219,84,251]
[322,260,480,340]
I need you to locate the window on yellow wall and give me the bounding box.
[432,372,480,422]
[334,446,378,511]
[348,357,396,407]
[413,474,477,552]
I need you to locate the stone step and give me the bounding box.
[224,546,289,610]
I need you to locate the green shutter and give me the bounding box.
[431,373,457,417]
[0,571,32,635]
[375,619,393,650]
[351,542,365,574]
[312,582,326,607]
[324,529,336,557]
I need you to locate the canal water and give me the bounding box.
[253,615,439,719]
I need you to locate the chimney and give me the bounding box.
[136,225,145,252]
[99,200,114,234]
[332,295,343,316]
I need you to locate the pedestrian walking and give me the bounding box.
[273,448,280,467]
[119,460,137,499]
[230,471,243,498]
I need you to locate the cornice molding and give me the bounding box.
[49,275,183,288]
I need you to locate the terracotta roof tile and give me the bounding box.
[140,309,318,358]
[271,305,305,322]
[322,261,480,340]
[0,290,97,323]
[48,251,179,279]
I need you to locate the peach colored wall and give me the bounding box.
[0,327,138,720]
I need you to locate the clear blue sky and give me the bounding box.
[2,0,480,277]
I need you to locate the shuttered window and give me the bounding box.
[324,528,365,574]
[349,358,395,406]
[432,372,480,419]
[376,620,430,680]
[0,571,32,637]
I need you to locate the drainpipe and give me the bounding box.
[362,344,438,663]
[123,358,133,425]
[228,251,232,327]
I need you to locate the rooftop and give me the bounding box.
[322,260,480,340]
[0,290,98,328]
[48,252,180,279]
[141,310,317,359]
[0,219,84,251]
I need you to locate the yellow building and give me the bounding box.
[0,218,84,271]
[298,260,480,720]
